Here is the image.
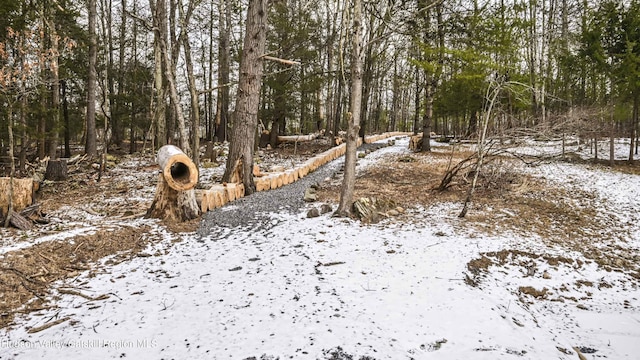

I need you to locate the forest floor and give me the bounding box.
[0,136,639,359]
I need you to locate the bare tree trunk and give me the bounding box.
[18,33,28,174]
[413,66,420,134]
[116,0,127,147]
[86,0,98,157]
[150,0,167,148]
[610,107,615,167]
[336,0,363,216]
[101,0,118,146]
[179,0,200,165]
[48,24,60,160]
[62,80,71,158]
[630,94,638,162]
[222,0,270,195]
[421,79,433,152]
[152,0,190,155]
[37,10,46,160]
[4,104,15,227]
[154,40,167,146]
[215,0,231,143]
[391,59,399,132]
[459,82,501,218]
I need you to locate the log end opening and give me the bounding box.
[163,154,199,191]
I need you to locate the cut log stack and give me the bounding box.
[197,132,411,215]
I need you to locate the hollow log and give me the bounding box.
[147,146,200,222]
[157,145,199,191]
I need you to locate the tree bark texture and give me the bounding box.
[155,3,190,156]
[85,0,98,157]
[222,0,270,195]
[215,0,231,143]
[336,0,363,216]
[45,159,68,181]
[179,0,200,166]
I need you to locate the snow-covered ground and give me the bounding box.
[1,138,639,359]
[510,136,637,161]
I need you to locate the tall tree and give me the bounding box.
[222,0,270,194]
[336,0,363,216]
[214,0,232,143]
[178,0,201,165]
[85,0,98,157]
[150,0,168,149]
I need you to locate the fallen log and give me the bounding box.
[0,210,33,230]
[147,145,200,222]
[157,145,199,191]
[276,133,318,143]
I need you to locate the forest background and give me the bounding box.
[0,0,639,179]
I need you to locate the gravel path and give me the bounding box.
[197,141,394,237]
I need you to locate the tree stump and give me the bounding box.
[0,177,35,216]
[352,197,380,223]
[204,141,218,163]
[45,159,68,181]
[147,145,200,222]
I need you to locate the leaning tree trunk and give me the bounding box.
[147,145,200,221]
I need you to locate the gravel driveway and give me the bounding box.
[197,141,391,237]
